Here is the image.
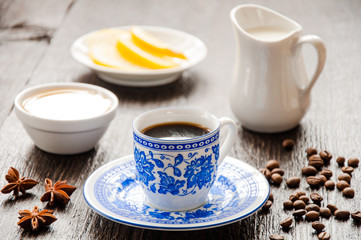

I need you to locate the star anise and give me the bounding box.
[40,178,76,206]
[1,167,39,197]
[18,206,57,231]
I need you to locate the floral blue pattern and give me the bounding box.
[157,172,185,195]
[184,154,215,190]
[134,148,155,186]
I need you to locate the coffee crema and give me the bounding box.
[141,122,211,140]
[22,88,113,120]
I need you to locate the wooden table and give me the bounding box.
[1,0,361,239]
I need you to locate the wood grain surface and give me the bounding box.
[1,0,361,239]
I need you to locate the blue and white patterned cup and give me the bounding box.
[133,107,237,211]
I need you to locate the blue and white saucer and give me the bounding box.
[83,155,270,231]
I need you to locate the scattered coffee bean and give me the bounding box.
[293,209,306,218]
[271,168,285,176]
[289,193,299,202]
[324,180,335,190]
[306,204,320,212]
[262,200,273,210]
[293,200,306,210]
[318,232,331,240]
[310,192,323,204]
[319,175,327,185]
[319,150,332,162]
[308,155,324,169]
[306,176,322,188]
[336,156,345,166]
[338,173,351,184]
[283,200,294,210]
[334,209,350,220]
[302,166,318,176]
[266,160,280,171]
[269,235,284,240]
[320,169,333,179]
[294,190,306,197]
[282,139,295,150]
[306,147,318,157]
[271,173,283,185]
[348,157,359,167]
[286,177,300,188]
[260,168,272,180]
[311,221,325,232]
[351,211,361,222]
[299,195,309,204]
[326,204,338,214]
[319,207,332,218]
[268,193,274,202]
[306,210,320,221]
[341,166,354,175]
[336,180,350,191]
[342,187,355,198]
[280,217,293,228]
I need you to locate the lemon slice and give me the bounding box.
[131,26,187,59]
[88,29,144,69]
[116,31,179,69]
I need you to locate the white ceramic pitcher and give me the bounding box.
[229,4,326,133]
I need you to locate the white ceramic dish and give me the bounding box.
[83,155,270,231]
[14,82,118,155]
[71,26,207,87]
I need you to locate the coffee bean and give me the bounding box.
[320,169,333,179]
[294,190,306,197]
[302,166,318,176]
[319,150,332,162]
[269,235,284,240]
[271,173,283,185]
[309,155,324,169]
[260,168,272,180]
[293,209,306,218]
[348,157,359,167]
[286,177,300,188]
[280,217,293,228]
[351,211,361,222]
[335,209,350,220]
[306,204,320,212]
[282,139,295,150]
[338,173,351,184]
[319,175,327,185]
[311,221,325,232]
[283,200,294,210]
[271,168,285,176]
[306,210,320,221]
[289,193,298,202]
[336,156,345,166]
[306,176,321,188]
[318,232,331,240]
[266,160,280,171]
[306,147,318,157]
[326,204,338,214]
[262,200,273,210]
[336,180,350,191]
[293,200,306,209]
[310,192,323,204]
[319,207,332,218]
[342,187,355,198]
[324,180,335,190]
[341,166,354,175]
[268,193,274,202]
[299,195,309,204]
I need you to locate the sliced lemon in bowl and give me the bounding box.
[88,29,145,70]
[116,31,180,69]
[130,26,187,60]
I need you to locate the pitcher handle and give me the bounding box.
[294,35,326,96]
[217,117,237,166]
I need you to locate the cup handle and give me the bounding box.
[294,35,327,97]
[217,117,237,166]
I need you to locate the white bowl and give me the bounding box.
[14,82,118,155]
[71,26,207,87]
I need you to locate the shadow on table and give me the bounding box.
[73,71,198,104]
